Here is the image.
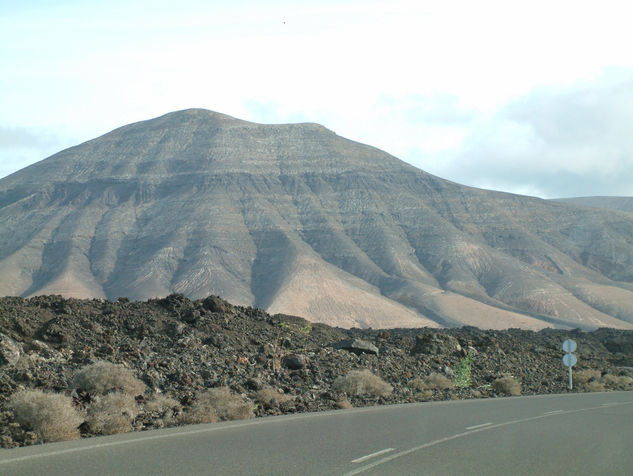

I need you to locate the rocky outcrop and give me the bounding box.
[1,294,632,448]
[333,338,379,355]
[0,333,21,366]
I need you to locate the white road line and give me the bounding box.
[601,402,619,407]
[465,422,492,430]
[351,448,395,463]
[543,410,564,415]
[344,400,633,476]
[0,404,394,465]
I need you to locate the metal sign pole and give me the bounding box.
[562,339,577,391]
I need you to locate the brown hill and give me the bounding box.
[1,109,633,329]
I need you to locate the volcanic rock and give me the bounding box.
[333,338,379,355]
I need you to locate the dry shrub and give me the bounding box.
[583,380,605,392]
[333,370,393,397]
[144,394,182,425]
[574,369,601,385]
[410,373,454,391]
[73,361,145,396]
[601,374,633,390]
[255,388,293,406]
[86,392,139,435]
[180,399,218,425]
[184,387,254,423]
[9,390,83,442]
[492,376,522,396]
[335,398,353,409]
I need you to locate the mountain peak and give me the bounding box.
[1,110,633,330]
[1,109,409,187]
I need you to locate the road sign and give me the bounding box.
[562,353,577,367]
[562,339,577,353]
[562,339,578,389]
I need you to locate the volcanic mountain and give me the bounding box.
[2,109,633,330]
[554,196,633,214]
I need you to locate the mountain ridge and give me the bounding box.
[1,109,633,330]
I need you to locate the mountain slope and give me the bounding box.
[1,109,633,329]
[554,196,633,214]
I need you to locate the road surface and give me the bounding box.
[1,391,632,475]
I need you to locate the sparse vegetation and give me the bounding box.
[573,370,633,392]
[255,388,293,406]
[582,380,605,392]
[8,390,83,442]
[185,387,254,422]
[574,369,602,385]
[335,398,353,409]
[492,376,521,396]
[144,394,182,425]
[180,398,218,424]
[333,369,393,397]
[73,361,145,396]
[86,392,139,435]
[410,373,454,391]
[3,294,633,449]
[454,354,473,388]
[602,373,633,390]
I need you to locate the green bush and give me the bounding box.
[454,354,473,388]
[333,370,393,397]
[9,390,83,442]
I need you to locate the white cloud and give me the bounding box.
[1,0,633,198]
[429,69,633,197]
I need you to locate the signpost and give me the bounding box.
[562,339,577,390]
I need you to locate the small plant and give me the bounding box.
[492,376,521,396]
[454,354,473,388]
[300,323,313,335]
[9,390,83,442]
[333,370,393,397]
[86,392,139,435]
[574,369,601,385]
[180,397,218,425]
[255,388,293,406]
[583,380,605,392]
[410,373,454,391]
[144,394,182,425]
[335,398,353,409]
[184,387,254,422]
[602,374,633,390]
[73,361,145,396]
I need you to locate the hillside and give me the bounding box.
[1,109,633,329]
[554,196,633,214]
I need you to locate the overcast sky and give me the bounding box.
[1,0,632,198]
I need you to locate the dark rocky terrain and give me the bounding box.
[2,109,633,329]
[1,294,632,448]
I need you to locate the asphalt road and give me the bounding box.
[1,391,632,475]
